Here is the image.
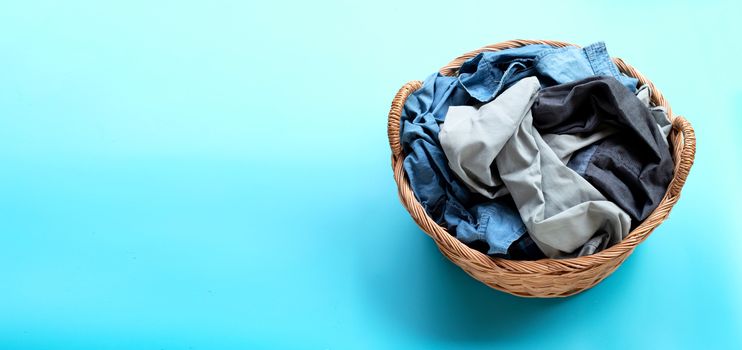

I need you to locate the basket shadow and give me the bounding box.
[358,216,577,344]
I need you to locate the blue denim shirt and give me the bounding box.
[401,73,526,255]
[458,42,638,103]
[400,42,637,257]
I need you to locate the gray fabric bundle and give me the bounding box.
[439,77,631,258]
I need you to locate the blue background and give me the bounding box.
[0,1,740,349]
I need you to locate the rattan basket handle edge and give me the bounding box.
[668,116,696,197]
[387,80,423,157]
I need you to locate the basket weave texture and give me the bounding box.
[387,39,696,298]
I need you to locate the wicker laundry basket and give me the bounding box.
[387,39,696,298]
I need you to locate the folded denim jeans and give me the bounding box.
[458,42,638,103]
[532,76,675,223]
[440,77,631,257]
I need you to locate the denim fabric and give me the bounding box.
[507,231,609,260]
[567,143,600,175]
[441,77,631,257]
[532,76,675,223]
[458,42,638,103]
[542,127,617,165]
[636,84,672,144]
[505,234,546,260]
[399,73,526,255]
[566,84,672,176]
[572,233,611,257]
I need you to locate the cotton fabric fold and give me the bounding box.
[531,76,675,223]
[440,77,631,257]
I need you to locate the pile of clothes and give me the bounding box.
[400,42,673,259]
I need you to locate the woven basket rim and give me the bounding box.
[387,39,696,281]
